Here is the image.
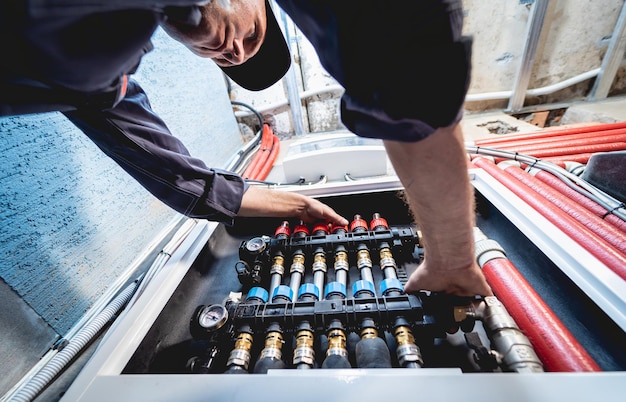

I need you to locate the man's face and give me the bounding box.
[162,0,266,67]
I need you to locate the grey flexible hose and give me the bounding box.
[10,280,139,402]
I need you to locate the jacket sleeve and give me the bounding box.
[63,79,247,224]
[26,0,209,17]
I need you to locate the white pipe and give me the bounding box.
[234,85,344,118]
[234,68,603,119]
[466,68,601,102]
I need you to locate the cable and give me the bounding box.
[231,100,263,131]
[223,100,264,173]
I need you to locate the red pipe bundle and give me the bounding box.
[502,164,626,255]
[490,143,626,165]
[530,169,626,233]
[481,257,601,372]
[492,133,626,153]
[474,121,626,147]
[243,124,281,181]
[254,135,281,181]
[471,157,626,281]
[474,122,626,164]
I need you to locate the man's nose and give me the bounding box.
[224,38,245,64]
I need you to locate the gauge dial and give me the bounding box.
[245,237,267,253]
[197,304,228,332]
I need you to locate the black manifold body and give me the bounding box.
[186,217,541,374]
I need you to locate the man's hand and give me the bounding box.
[404,259,493,297]
[238,186,348,226]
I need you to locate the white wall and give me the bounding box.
[232,0,626,134]
[0,28,243,335]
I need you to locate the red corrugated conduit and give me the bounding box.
[243,124,281,181]
[473,122,626,164]
[530,168,626,233]
[490,143,626,165]
[474,121,626,147]
[254,134,281,181]
[471,157,626,281]
[491,133,626,153]
[501,163,626,255]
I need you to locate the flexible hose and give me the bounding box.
[474,231,601,372]
[472,157,626,280]
[230,101,264,131]
[10,280,139,402]
[501,164,626,255]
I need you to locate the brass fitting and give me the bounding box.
[326,328,348,357]
[379,248,397,270]
[356,249,372,270]
[312,252,327,273]
[227,332,254,369]
[290,254,306,275]
[334,251,349,272]
[293,329,316,366]
[394,326,423,367]
[270,255,285,276]
[360,327,379,339]
[259,331,284,360]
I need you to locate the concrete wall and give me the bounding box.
[0,28,242,337]
[232,0,626,134]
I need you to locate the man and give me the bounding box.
[274,0,493,297]
[2,0,491,296]
[0,0,348,227]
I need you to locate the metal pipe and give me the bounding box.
[321,225,351,369]
[589,0,626,100]
[233,68,602,120]
[350,215,392,369]
[507,0,550,112]
[276,2,307,135]
[472,296,544,373]
[370,214,423,369]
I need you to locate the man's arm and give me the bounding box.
[26,0,206,17]
[64,78,347,225]
[384,124,492,297]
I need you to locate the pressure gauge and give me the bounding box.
[245,236,267,253]
[196,304,228,332]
